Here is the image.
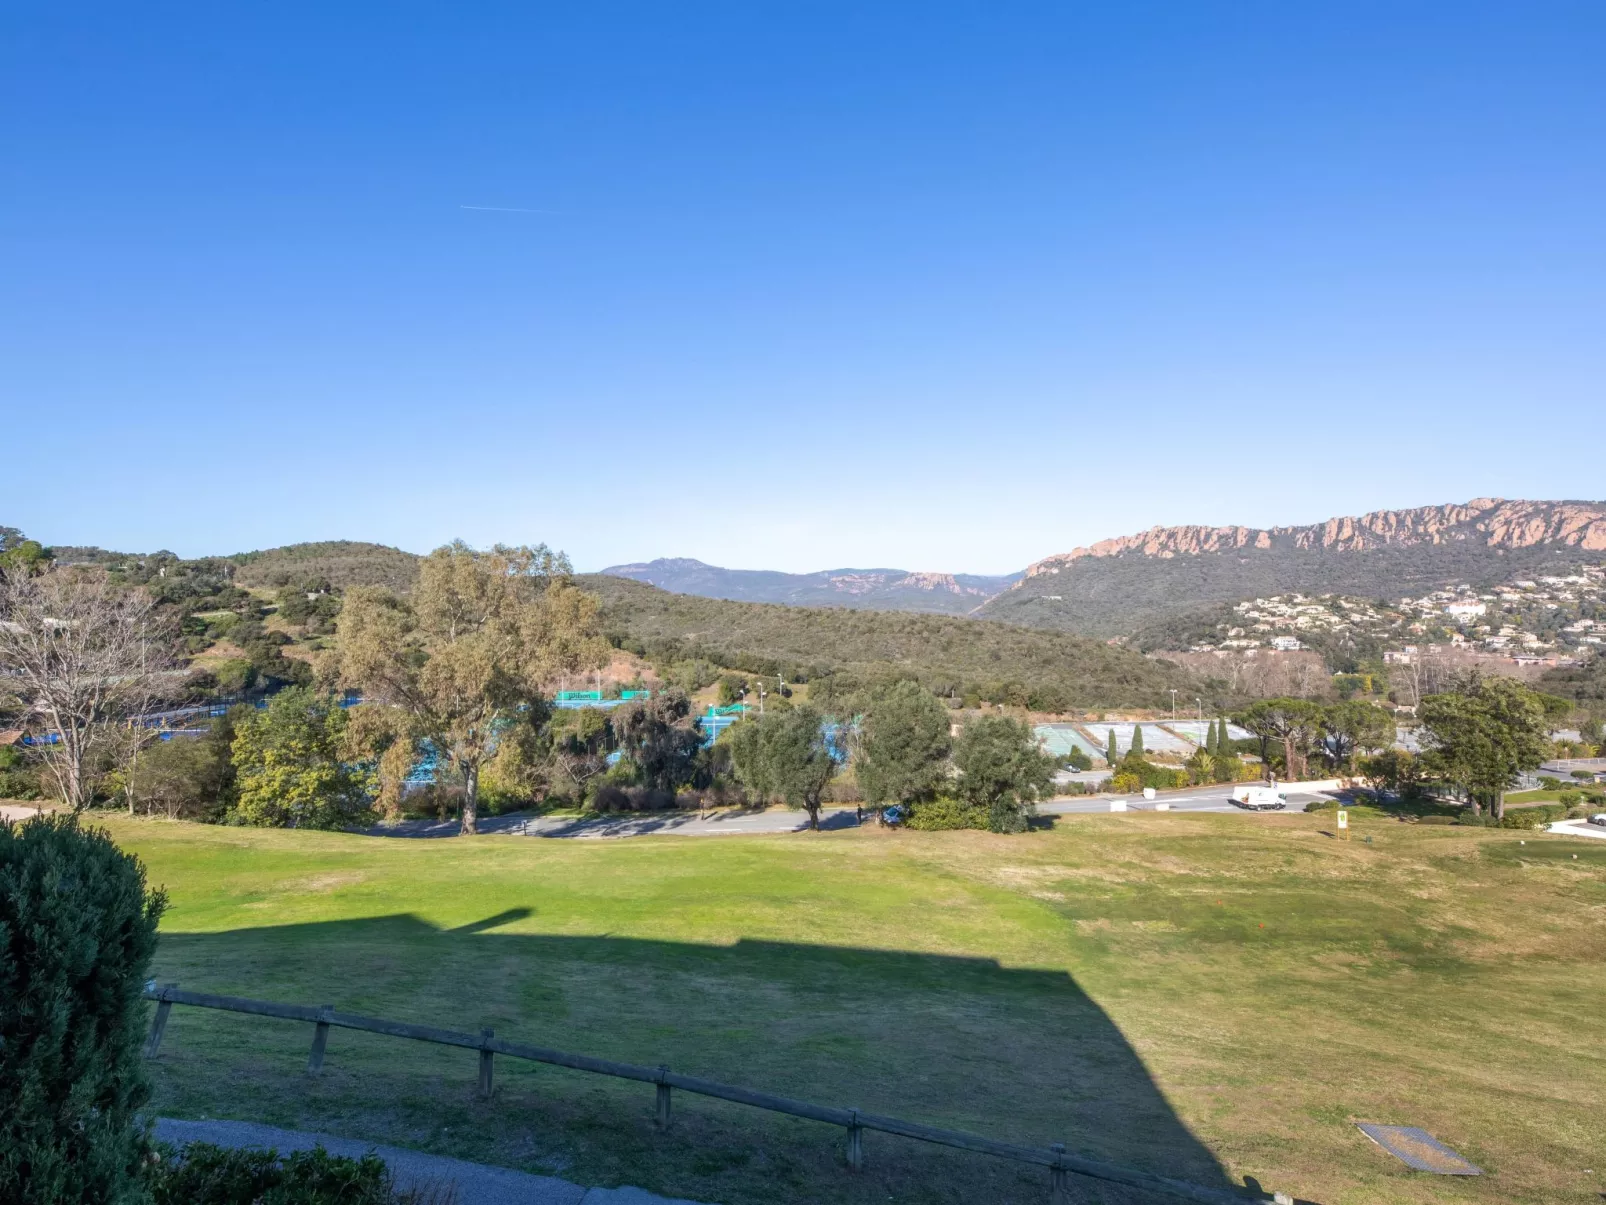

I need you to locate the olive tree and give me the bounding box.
[856,680,951,814]
[334,543,609,834]
[952,715,1055,833]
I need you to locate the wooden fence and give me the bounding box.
[142,984,1291,1205]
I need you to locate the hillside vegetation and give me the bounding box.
[229,541,421,592]
[579,574,1192,709]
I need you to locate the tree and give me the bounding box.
[548,708,616,800]
[1319,701,1394,772]
[1215,717,1231,758]
[123,713,241,821]
[1419,676,1549,819]
[856,680,951,812]
[1234,698,1322,781]
[1,814,166,1204]
[952,715,1055,834]
[334,543,609,834]
[1105,728,1119,767]
[728,706,836,828]
[0,567,172,809]
[612,689,703,796]
[0,527,50,575]
[231,687,372,829]
[1129,724,1144,756]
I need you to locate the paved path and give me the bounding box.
[365,789,1344,839]
[154,1119,707,1205]
[1039,786,1335,816]
[365,806,865,839]
[1548,819,1606,840]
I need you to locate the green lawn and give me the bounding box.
[101,813,1606,1205]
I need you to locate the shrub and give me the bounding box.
[0,814,167,1204]
[1110,772,1142,794]
[589,784,677,813]
[905,796,985,830]
[1303,800,1334,814]
[1416,814,1456,825]
[1558,791,1582,807]
[1501,804,1565,829]
[150,1141,405,1205]
[1538,776,1563,790]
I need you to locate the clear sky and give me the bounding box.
[4,3,1603,573]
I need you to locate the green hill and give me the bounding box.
[229,541,421,592]
[578,574,1193,710]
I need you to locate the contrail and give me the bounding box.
[460,204,543,213]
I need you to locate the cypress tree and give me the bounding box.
[1105,728,1119,766]
[1217,717,1231,757]
[1206,718,1219,757]
[1130,724,1145,756]
[0,814,167,1204]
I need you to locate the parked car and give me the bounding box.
[1588,813,1606,828]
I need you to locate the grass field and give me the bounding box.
[101,813,1606,1205]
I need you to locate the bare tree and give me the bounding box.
[0,567,172,809]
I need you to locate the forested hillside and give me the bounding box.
[579,574,1193,710]
[229,541,420,591]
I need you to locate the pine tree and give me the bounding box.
[1105,728,1119,766]
[1217,717,1230,757]
[1130,724,1145,756]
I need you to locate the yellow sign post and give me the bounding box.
[1336,809,1349,840]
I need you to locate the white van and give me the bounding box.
[1231,785,1287,811]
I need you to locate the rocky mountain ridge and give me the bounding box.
[1022,499,1606,578]
[982,499,1606,638]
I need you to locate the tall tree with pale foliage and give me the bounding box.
[334,542,609,833]
[0,567,171,809]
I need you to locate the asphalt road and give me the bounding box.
[367,789,1336,840]
[1040,787,1335,816]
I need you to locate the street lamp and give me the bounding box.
[1168,689,1178,720]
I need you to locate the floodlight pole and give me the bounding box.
[1169,689,1178,720]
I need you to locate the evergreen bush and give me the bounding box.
[0,814,167,1205]
[150,1141,401,1205]
[905,796,985,830]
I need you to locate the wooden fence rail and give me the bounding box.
[142,984,1290,1205]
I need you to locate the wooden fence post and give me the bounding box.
[656,1065,672,1129]
[479,1028,495,1099]
[845,1108,863,1171]
[307,1004,333,1074]
[144,983,177,1058]
[1049,1143,1070,1203]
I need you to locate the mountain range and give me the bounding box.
[606,499,1606,638]
[599,558,1021,616]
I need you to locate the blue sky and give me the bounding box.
[4,3,1603,573]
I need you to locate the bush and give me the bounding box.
[1538,776,1563,790]
[1501,804,1566,829]
[905,796,986,830]
[150,1141,403,1204]
[1416,814,1456,825]
[0,814,167,1204]
[1303,800,1334,813]
[1558,791,1582,807]
[589,784,677,813]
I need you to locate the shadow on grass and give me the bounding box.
[150,914,1257,1203]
